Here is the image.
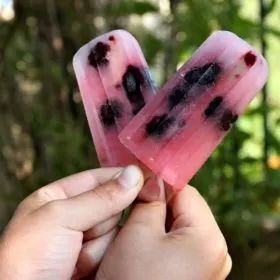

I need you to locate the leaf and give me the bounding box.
[269,170,280,190]
[227,17,260,39]
[242,157,261,164]
[190,159,215,196]
[266,0,277,15]
[245,104,275,117]
[236,128,252,144]
[137,30,163,65]
[265,25,280,38]
[268,131,280,153]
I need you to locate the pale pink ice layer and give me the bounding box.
[73,30,156,167]
[119,31,269,191]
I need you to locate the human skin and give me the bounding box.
[0,165,231,280]
[97,186,232,280]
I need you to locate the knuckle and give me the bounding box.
[224,254,233,276]
[212,232,228,258]
[167,231,187,243]
[129,215,150,229]
[16,187,50,211]
[15,198,30,213]
[198,228,228,268]
[93,184,118,208]
[210,235,229,270]
[129,203,163,230]
[32,187,55,203]
[149,200,165,208]
[196,234,229,278]
[87,225,103,239]
[137,200,164,211]
[42,200,64,218]
[218,241,228,262]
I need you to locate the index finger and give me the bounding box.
[16,168,122,216]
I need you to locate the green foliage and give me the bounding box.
[106,1,158,16]
[265,0,277,15]
[136,29,163,65]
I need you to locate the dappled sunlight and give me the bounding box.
[0,0,14,21]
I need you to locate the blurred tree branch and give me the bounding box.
[260,0,269,178]
[0,0,25,72]
[0,21,17,64]
[162,0,180,84]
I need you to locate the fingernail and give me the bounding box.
[117,165,143,189]
[139,175,166,202]
[157,177,166,201]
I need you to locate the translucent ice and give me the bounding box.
[119,31,268,191]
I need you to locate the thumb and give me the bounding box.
[125,180,166,234]
[169,186,218,231]
[34,165,144,232]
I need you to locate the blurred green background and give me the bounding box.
[0,0,280,279]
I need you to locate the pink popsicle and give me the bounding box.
[73,30,156,167]
[119,31,269,191]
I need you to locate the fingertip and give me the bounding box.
[171,185,205,209]
[138,176,166,202]
[116,165,144,190]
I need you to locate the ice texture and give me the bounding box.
[73,30,156,167]
[119,31,269,191]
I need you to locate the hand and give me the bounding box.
[0,165,145,280]
[96,186,232,280]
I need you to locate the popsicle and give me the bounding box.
[119,31,269,192]
[73,30,156,167]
